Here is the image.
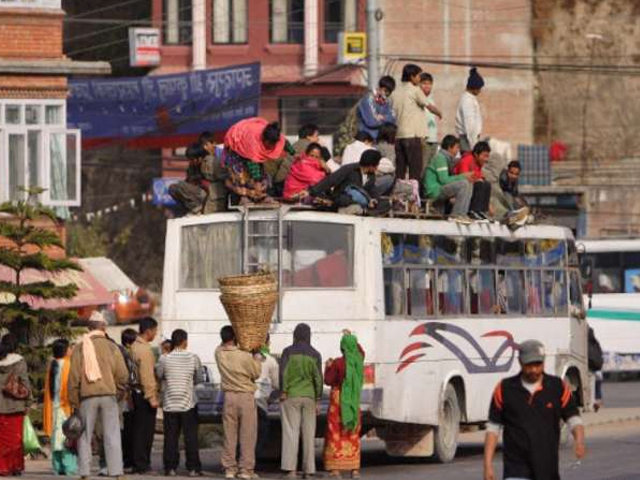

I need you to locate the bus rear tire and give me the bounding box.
[433,383,461,463]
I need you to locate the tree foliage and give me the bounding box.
[0,188,81,400]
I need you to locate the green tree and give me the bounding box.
[0,188,81,400]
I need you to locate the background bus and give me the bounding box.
[578,238,640,373]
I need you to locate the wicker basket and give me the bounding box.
[218,272,278,351]
[219,272,275,287]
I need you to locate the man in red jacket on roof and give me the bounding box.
[454,141,492,220]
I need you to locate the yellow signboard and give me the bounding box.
[338,32,367,64]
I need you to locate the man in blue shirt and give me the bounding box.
[357,75,396,140]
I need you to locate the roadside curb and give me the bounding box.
[583,410,640,428]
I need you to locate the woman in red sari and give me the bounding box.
[223,117,287,205]
[0,334,30,477]
[323,332,365,479]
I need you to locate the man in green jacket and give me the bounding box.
[423,134,475,223]
[279,323,323,479]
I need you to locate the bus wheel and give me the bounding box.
[434,383,461,463]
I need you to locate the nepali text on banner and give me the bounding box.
[67,62,261,146]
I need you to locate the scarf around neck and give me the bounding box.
[82,330,106,383]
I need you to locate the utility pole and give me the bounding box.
[579,33,603,184]
[366,0,380,91]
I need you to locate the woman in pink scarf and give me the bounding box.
[224,117,286,204]
[283,143,329,201]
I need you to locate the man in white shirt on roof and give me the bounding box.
[341,131,375,166]
[455,67,485,153]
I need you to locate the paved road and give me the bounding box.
[353,420,640,480]
[603,380,640,409]
[22,381,639,480]
[23,419,640,479]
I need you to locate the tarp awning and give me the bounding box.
[0,265,113,310]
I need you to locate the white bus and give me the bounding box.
[578,238,640,372]
[162,207,589,462]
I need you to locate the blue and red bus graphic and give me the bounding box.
[397,322,518,374]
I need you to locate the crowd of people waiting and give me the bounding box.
[169,64,529,227]
[0,315,365,480]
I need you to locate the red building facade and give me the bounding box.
[151,0,367,139]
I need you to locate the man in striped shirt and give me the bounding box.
[156,329,204,477]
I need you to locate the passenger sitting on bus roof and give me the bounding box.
[341,131,375,166]
[491,160,530,221]
[264,124,320,198]
[197,131,228,213]
[454,141,493,221]
[321,146,341,173]
[376,123,420,209]
[224,117,292,205]
[168,143,211,216]
[305,149,385,215]
[283,143,330,202]
[293,123,320,155]
[423,135,474,223]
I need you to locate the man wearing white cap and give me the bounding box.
[483,339,585,480]
[68,311,129,480]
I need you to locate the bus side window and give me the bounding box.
[435,236,466,265]
[438,269,466,316]
[467,237,495,266]
[496,238,524,267]
[469,269,496,315]
[569,271,584,312]
[554,270,568,315]
[408,269,436,317]
[567,239,579,266]
[501,270,526,315]
[526,270,542,315]
[542,270,555,315]
[383,268,404,316]
[524,240,541,267]
[541,239,566,267]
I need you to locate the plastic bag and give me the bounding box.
[62,412,84,441]
[23,415,41,454]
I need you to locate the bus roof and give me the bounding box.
[578,238,640,253]
[168,210,573,240]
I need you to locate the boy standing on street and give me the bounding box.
[130,317,159,475]
[156,329,204,477]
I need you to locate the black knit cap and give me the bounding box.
[359,149,382,167]
[467,67,485,90]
